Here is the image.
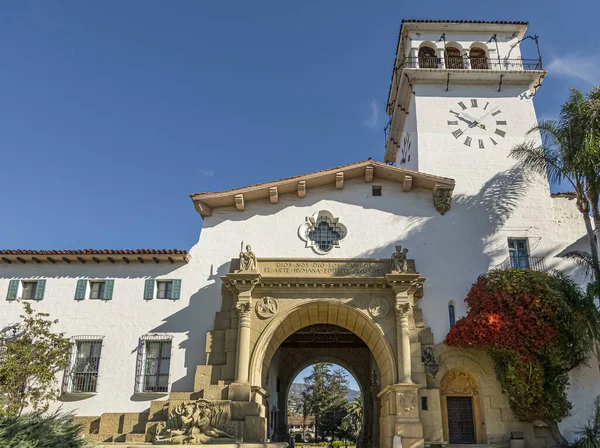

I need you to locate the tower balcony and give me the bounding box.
[403,56,543,71]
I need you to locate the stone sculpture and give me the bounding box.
[390,246,412,273]
[239,244,258,272]
[153,399,236,445]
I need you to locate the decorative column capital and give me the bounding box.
[396,302,411,317]
[236,301,252,327]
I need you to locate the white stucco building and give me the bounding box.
[0,19,596,448]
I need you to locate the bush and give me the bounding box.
[0,411,88,448]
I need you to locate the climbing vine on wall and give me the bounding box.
[446,269,600,443]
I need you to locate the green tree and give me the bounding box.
[510,85,600,275]
[0,302,72,418]
[344,396,363,441]
[302,363,351,441]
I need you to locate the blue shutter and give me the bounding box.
[6,280,19,301]
[34,280,46,301]
[144,279,154,300]
[171,280,181,300]
[75,280,87,301]
[103,280,114,300]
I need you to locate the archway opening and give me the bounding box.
[288,361,363,444]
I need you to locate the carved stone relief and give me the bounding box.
[440,370,479,396]
[153,399,237,444]
[256,296,278,319]
[433,187,453,215]
[398,391,417,414]
[368,297,390,320]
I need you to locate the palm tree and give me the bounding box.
[510,86,600,276]
[345,396,363,441]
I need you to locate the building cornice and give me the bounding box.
[190,160,455,218]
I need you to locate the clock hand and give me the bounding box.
[451,111,476,126]
[474,105,500,123]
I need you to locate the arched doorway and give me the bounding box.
[249,301,396,447]
[440,369,486,444]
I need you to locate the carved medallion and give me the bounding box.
[368,297,390,320]
[398,391,417,414]
[256,297,278,319]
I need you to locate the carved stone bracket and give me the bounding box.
[221,272,261,296]
[433,184,454,215]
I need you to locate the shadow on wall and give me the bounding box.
[354,166,579,340]
[150,261,231,393]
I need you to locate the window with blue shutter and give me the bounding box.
[6,280,19,301]
[144,279,155,300]
[171,280,181,300]
[75,280,87,301]
[34,280,46,301]
[449,304,456,327]
[103,280,114,300]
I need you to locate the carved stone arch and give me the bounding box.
[248,300,397,391]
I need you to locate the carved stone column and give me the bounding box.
[235,301,252,383]
[221,271,261,387]
[396,302,412,384]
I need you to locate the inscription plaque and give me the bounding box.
[258,259,390,278]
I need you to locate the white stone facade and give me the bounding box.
[0,19,597,443]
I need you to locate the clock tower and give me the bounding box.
[385,20,547,194]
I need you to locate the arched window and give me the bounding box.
[469,47,488,69]
[418,46,438,69]
[445,47,464,69]
[448,303,456,327]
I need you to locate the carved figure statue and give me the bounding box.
[239,245,258,272]
[153,399,236,445]
[401,248,409,272]
[390,246,405,272]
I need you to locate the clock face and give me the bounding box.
[447,99,507,149]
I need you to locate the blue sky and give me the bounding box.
[0,0,598,250]
[294,363,360,393]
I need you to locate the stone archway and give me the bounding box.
[249,300,396,390]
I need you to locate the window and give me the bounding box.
[6,279,46,301]
[157,281,173,299]
[421,396,428,411]
[299,211,348,254]
[508,238,529,268]
[372,186,382,196]
[469,47,488,69]
[89,281,106,300]
[63,336,103,394]
[136,334,173,393]
[418,46,438,68]
[449,303,456,327]
[445,47,464,69]
[21,281,37,300]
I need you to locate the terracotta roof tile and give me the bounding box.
[0,249,188,256]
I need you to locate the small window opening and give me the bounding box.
[372,186,382,196]
[421,396,428,410]
[445,47,464,69]
[418,47,438,68]
[449,304,456,327]
[470,47,488,69]
[22,281,38,300]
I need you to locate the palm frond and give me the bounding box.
[560,250,597,279]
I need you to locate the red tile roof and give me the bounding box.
[0,249,187,255]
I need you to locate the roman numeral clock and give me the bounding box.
[447,99,507,149]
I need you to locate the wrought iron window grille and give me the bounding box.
[135,333,173,394]
[62,335,104,394]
